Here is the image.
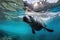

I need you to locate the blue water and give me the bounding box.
[0,6,60,40]
[49,6,60,12]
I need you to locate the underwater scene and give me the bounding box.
[0,0,60,40]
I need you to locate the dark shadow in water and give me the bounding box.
[0,30,8,38]
[11,35,22,40]
[0,30,22,40]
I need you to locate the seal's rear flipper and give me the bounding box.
[44,28,54,32]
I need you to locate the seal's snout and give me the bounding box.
[23,16,30,23]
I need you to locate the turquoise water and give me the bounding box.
[49,6,60,12]
[0,6,60,40]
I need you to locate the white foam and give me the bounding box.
[47,0,58,3]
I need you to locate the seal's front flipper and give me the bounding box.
[32,29,35,34]
[32,30,35,34]
[44,28,54,32]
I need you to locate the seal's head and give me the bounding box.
[23,16,30,23]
